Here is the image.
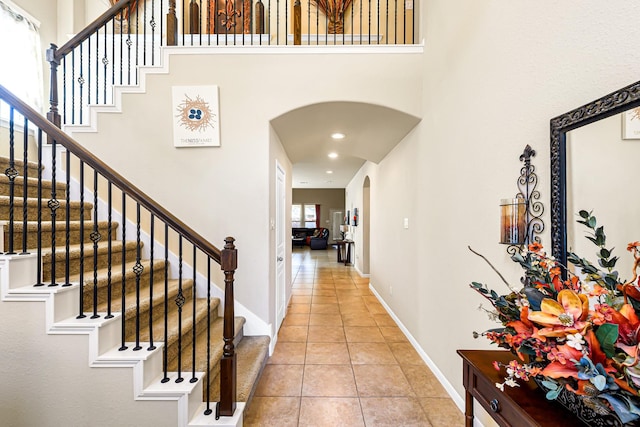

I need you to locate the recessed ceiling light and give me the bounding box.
[326,170,333,174]
[331,132,345,140]
[328,152,338,159]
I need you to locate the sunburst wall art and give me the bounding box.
[172,85,220,147]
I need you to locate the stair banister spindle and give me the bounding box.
[148,213,156,350]
[91,169,101,318]
[5,108,16,255]
[106,181,114,319]
[48,139,59,286]
[218,237,237,418]
[161,223,170,383]
[21,117,29,254]
[205,257,212,415]
[77,161,87,316]
[119,193,128,351]
[63,148,71,285]
[133,202,143,350]
[190,244,197,383]
[176,235,184,383]
[35,129,44,286]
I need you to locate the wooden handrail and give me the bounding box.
[55,0,134,59]
[0,84,222,264]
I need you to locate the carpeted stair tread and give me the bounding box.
[4,220,116,250]
[133,293,216,363]
[167,316,245,374]
[94,278,201,323]
[65,259,168,307]
[43,240,140,281]
[0,157,41,175]
[0,195,93,221]
[0,175,67,199]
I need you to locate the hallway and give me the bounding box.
[244,247,463,426]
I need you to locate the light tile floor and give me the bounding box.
[244,246,464,427]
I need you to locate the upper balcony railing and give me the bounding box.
[47,0,416,126]
[177,0,415,46]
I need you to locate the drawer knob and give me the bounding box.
[490,399,501,413]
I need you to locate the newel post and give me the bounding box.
[189,0,200,34]
[167,0,178,46]
[46,44,61,137]
[293,0,301,45]
[218,237,237,418]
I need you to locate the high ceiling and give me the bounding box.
[271,102,421,188]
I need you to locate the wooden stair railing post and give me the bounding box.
[255,0,265,35]
[167,0,178,45]
[293,0,301,45]
[189,0,200,34]
[46,43,61,138]
[218,237,237,418]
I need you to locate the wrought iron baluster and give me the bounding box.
[103,24,108,103]
[5,107,16,255]
[176,235,184,383]
[111,19,115,92]
[135,1,139,85]
[62,56,67,125]
[368,0,371,44]
[204,257,212,415]
[143,0,147,65]
[78,44,84,125]
[95,31,99,104]
[161,223,170,383]
[21,117,29,254]
[35,129,44,286]
[63,148,71,286]
[394,0,397,43]
[133,203,143,350]
[119,194,128,351]
[77,161,86,317]
[91,170,101,318]
[48,139,59,286]
[148,213,156,350]
[377,0,379,44]
[191,244,197,382]
[71,51,76,125]
[150,0,156,64]
[106,181,114,319]
[127,17,132,85]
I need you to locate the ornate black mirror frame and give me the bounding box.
[550,80,640,269]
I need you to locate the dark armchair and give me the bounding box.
[309,228,329,250]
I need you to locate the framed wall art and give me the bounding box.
[172,85,221,147]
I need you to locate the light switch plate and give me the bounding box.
[403,218,409,229]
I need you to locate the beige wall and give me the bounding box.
[342,1,640,426]
[292,188,345,235]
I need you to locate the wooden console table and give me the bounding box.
[458,350,586,427]
[335,240,354,265]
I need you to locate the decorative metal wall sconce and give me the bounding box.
[499,145,544,254]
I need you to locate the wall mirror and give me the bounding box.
[551,80,640,278]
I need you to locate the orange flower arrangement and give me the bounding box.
[471,210,640,425]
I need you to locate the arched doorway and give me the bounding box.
[362,176,371,275]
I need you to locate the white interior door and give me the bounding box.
[275,162,286,331]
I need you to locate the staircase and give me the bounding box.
[0,146,269,424]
